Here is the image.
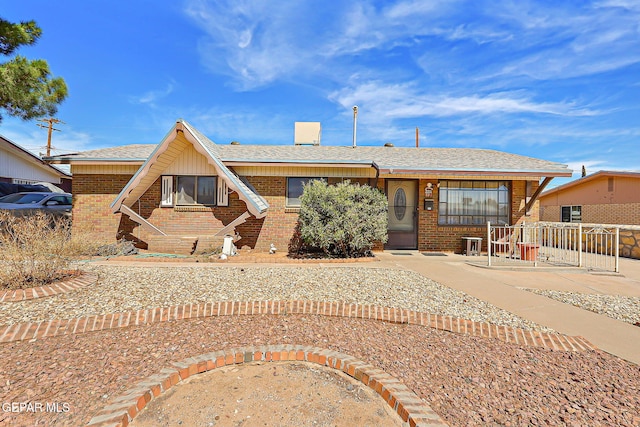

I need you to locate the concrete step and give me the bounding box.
[147,236,199,255]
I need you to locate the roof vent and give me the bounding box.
[294,122,321,146]
[384,142,394,147]
[230,141,240,145]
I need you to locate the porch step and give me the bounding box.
[147,236,199,255]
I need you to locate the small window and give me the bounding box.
[561,205,582,223]
[175,176,217,206]
[286,177,327,207]
[48,195,71,205]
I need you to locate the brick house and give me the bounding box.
[539,171,640,225]
[47,120,571,254]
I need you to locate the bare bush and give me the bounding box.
[0,211,79,289]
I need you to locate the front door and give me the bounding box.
[385,180,418,249]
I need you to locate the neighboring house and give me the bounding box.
[46,119,571,254]
[0,135,72,192]
[539,171,640,225]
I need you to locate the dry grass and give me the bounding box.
[0,211,106,290]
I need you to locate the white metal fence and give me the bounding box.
[487,222,620,273]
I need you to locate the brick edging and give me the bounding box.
[86,345,449,427]
[0,272,98,302]
[0,300,596,352]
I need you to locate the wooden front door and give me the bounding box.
[385,180,418,249]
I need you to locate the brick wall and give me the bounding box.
[582,203,640,225]
[541,203,640,226]
[247,176,297,251]
[540,205,559,222]
[416,179,537,253]
[71,174,135,243]
[72,173,539,254]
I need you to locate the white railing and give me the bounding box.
[487,222,619,273]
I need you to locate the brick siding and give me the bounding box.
[416,179,537,253]
[72,173,538,254]
[541,202,640,225]
[71,174,136,243]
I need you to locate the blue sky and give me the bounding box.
[2,0,639,186]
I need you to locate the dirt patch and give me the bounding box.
[130,362,403,427]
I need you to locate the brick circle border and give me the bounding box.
[87,345,449,427]
[0,272,98,302]
[1,300,597,352]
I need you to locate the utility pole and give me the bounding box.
[37,118,65,157]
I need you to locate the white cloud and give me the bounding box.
[183,0,463,90]
[595,0,640,11]
[1,124,94,156]
[329,81,598,124]
[487,1,640,80]
[129,82,175,106]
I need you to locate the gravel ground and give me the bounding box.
[1,315,639,427]
[520,288,640,325]
[2,264,639,426]
[0,265,551,331]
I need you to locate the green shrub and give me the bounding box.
[298,180,388,257]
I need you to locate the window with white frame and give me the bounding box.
[12,178,39,185]
[286,177,327,207]
[561,205,582,223]
[438,180,510,225]
[161,176,223,207]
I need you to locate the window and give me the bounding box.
[0,193,46,204]
[47,195,72,205]
[286,177,327,207]
[161,176,223,207]
[172,176,217,206]
[438,180,510,225]
[561,205,582,223]
[12,178,38,185]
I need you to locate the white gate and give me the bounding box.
[487,222,619,273]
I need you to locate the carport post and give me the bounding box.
[487,222,492,266]
[578,223,583,268]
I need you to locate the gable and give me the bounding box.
[0,136,69,183]
[163,144,217,175]
[111,120,268,218]
[120,132,193,207]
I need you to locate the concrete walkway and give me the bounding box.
[376,251,640,365]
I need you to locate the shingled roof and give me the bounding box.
[46,120,571,177]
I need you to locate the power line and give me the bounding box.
[36,118,65,157]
